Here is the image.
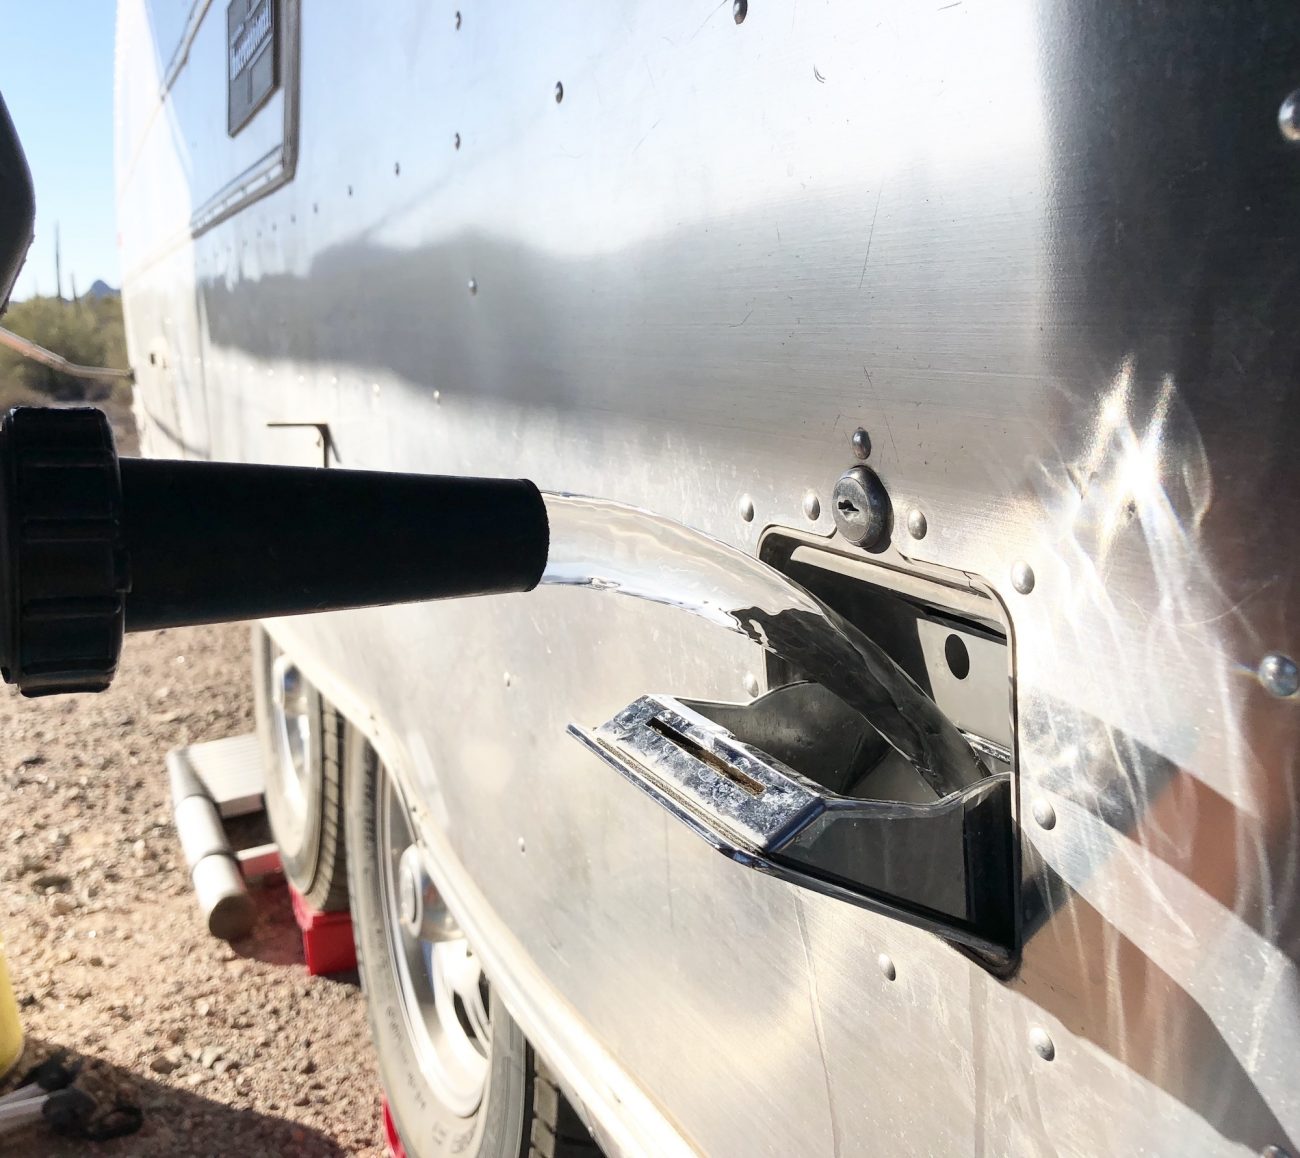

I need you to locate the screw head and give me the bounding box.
[850,428,871,460]
[454,10,461,30]
[555,81,564,103]
[831,466,891,549]
[1259,653,1299,698]
[517,837,526,854]
[1029,1027,1055,1061]
[733,0,748,23]
[1032,799,1057,830]
[453,132,461,150]
[739,494,755,523]
[803,491,821,521]
[906,508,927,539]
[1279,90,1300,142]
[467,277,478,295]
[1011,561,1036,594]
[877,953,896,981]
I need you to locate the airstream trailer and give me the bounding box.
[115,2,1300,1155]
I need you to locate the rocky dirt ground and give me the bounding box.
[0,623,384,1156]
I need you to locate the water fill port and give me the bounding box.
[560,503,1018,964]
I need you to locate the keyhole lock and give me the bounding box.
[831,466,891,550]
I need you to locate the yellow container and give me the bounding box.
[0,932,22,1079]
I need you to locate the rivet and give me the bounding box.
[555,81,564,104]
[371,382,381,398]
[433,390,441,403]
[346,185,353,197]
[1029,1027,1055,1061]
[877,953,896,981]
[1279,91,1300,143]
[803,491,821,521]
[454,10,461,30]
[1011,561,1036,594]
[394,161,400,176]
[743,673,760,698]
[739,494,755,523]
[453,132,461,150]
[1032,799,1056,830]
[517,838,526,854]
[1259,653,1299,698]
[733,0,748,24]
[503,672,512,687]
[906,508,927,540]
[467,277,478,295]
[850,428,871,460]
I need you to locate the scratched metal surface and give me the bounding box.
[117,0,1300,1153]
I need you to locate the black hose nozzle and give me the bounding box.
[0,407,548,696]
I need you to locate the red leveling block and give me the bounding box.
[288,885,357,976]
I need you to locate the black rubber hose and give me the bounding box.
[119,457,549,631]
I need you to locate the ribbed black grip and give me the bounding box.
[0,407,128,695]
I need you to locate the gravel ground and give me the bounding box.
[0,623,384,1156]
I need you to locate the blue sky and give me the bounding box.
[2,1,119,300]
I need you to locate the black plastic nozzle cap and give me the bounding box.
[0,407,129,695]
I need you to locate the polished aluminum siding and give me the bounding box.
[117,1,1300,1154]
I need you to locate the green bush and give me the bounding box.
[0,294,130,409]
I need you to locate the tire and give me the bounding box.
[343,724,597,1158]
[252,626,349,911]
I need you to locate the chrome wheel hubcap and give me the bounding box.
[380,771,490,1117]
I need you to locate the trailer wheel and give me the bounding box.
[252,627,349,911]
[344,726,595,1158]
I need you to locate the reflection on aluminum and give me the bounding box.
[541,493,985,798]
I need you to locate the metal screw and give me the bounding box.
[733,0,748,23]
[803,491,821,521]
[467,277,478,295]
[503,672,512,687]
[739,494,755,523]
[1032,799,1056,830]
[555,81,564,104]
[743,672,760,698]
[1259,653,1299,698]
[850,428,871,460]
[517,837,526,854]
[877,953,896,981]
[831,466,891,549]
[1029,1027,1055,1061]
[906,508,927,540]
[394,162,401,176]
[453,132,461,150]
[454,10,461,30]
[1011,561,1036,594]
[1279,91,1300,143]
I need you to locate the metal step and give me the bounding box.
[167,732,265,818]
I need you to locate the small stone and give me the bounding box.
[165,1026,184,1045]
[87,954,104,968]
[200,1045,224,1069]
[31,872,69,892]
[298,1057,316,1075]
[150,1049,182,1074]
[196,1000,211,1016]
[212,1058,237,1075]
[185,1072,207,1086]
[131,839,150,861]
[50,895,78,916]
